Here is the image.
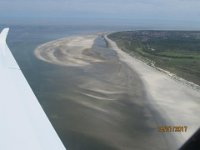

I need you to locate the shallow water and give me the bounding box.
[1,25,170,150]
[34,35,169,149]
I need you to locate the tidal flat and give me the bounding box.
[35,35,169,150]
[5,25,200,150]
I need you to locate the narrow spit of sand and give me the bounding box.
[105,35,200,147]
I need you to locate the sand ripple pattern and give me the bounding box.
[34,35,102,67]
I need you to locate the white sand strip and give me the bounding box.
[105,35,200,147]
[85,88,124,95]
[80,92,116,101]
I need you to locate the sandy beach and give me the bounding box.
[34,34,200,150]
[105,35,200,147]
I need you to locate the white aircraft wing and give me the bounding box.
[0,28,66,150]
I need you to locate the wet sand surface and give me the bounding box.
[35,35,177,150]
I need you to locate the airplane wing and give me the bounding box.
[0,28,66,150]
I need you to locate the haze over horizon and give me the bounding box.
[1,0,200,29]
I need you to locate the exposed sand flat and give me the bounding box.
[34,35,102,67]
[105,35,200,147]
[35,35,172,150]
[34,34,200,149]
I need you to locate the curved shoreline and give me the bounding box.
[34,34,172,149]
[34,33,200,149]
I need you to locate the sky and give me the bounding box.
[0,0,200,28]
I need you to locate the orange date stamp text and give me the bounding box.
[158,126,188,132]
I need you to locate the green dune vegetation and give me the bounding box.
[108,31,200,86]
